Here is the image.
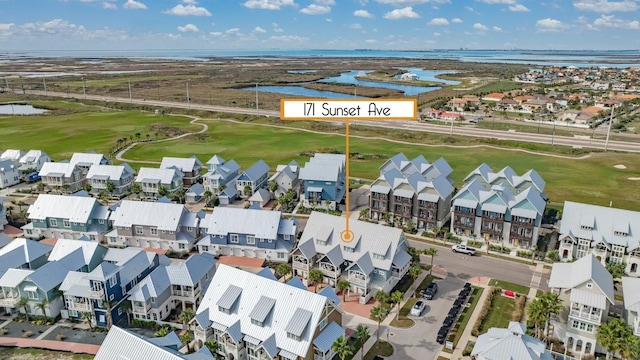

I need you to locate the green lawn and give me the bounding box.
[364,340,394,360]
[389,297,416,328]
[479,295,517,333]
[488,280,530,296]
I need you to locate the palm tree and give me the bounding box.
[158,185,168,197]
[203,189,213,207]
[424,248,437,275]
[526,298,547,339]
[277,263,291,280]
[268,180,279,194]
[620,334,640,360]
[154,326,170,337]
[204,340,220,355]
[308,269,324,293]
[105,181,116,197]
[100,300,115,330]
[337,279,350,302]
[370,306,388,344]
[408,265,423,296]
[5,205,14,222]
[390,290,403,320]
[181,331,194,353]
[539,292,563,342]
[374,290,389,306]
[18,209,28,225]
[355,324,370,360]
[179,308,196,330]
[407,247,421,264]
[82,311,94,330]
[83,182,92,193]
[597,318,628,360]
[332,335,353,360]
[36,299,49,323]
[17,297,30,321]
[120,300,132,325]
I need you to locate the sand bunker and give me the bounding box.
[628,177,640,181]
[614,164,627,169]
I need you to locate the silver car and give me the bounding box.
[410,300,426,316]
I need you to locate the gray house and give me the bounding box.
[268,160,301,198]
[86,163,135,198]
[236,160,270,197]
[135,167,184,200]
[203,155,241,196]
[69,152,109,176]
[38,162,84,193]
[160,156,203,187]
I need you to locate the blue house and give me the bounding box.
[235,159,269,197]
[197,207,297,263]
[202,155,241,196]
[299,154,346,210]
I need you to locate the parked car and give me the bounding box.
[451,244,477,256]
[423,282,438,300]
[410,300,426,316]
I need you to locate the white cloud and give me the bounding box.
[428,17,449,25]
[354,9,374,18]
[253,26,266,33]
[243,0,296,10]
[210,31,222,36]
[350,23,362,29]
[268,35,308,42]
[536,17,569,32]
[177,23,199,32]
[300,4,331,14]
[225,28,240,34]
[451,17,463,23]
[574,0,638,12]
[102,2,117,9]
[314,0,335,4]
[465,5,474,11]
[163,2,212,16]
[375,0,444,5]
[508,4,529,11]
[433,31,440,36]
[473,22,488,31]
[383,7,420,19]
[592,14,640,29]
[272,22,283,32]
[493,25,502,31]
[365,39,377,43]
[0,23,14,31]
[477,0,516,3]
[325,18,332,22]
[123,0,147,9]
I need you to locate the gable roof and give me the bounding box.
[548,254,614,304]
[69,152,107,167]
[95,326,192,360]
[86,163,135,181]
[38,162,77,178]
[160,156,202,172]
[622,277,640,313]
[112,200,186,231]
[299,153,345,182]
[28,194,99,223]
[0,149,25,162]
[201,207,289,240]
[249,188,271,203]
[48,238,105,266]
[136,167,183,185]
[240,160,270,181]
[472,321,553,360]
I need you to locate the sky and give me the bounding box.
[1,0,640,51]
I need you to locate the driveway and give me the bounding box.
[385,277,465,360]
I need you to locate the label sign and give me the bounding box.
[280,99,417,120]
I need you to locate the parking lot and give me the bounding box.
[385,277,465,360]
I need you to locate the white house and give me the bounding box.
[0,159,20,189]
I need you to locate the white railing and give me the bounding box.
[68,302,92,312]
[87,290,105,300]
[570,310,601,323]
[293,260,308,270]
[0,297,20,307]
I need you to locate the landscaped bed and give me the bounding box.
[442,286,484,353]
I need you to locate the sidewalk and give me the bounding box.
[383,271,429,327]
[0,337,100,354]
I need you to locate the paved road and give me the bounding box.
[25,90,640,153]
[409,239,550,291]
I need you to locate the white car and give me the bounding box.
[410,300,426,316]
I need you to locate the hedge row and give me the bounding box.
[471,286,502,337]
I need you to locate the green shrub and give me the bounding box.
[516,250,533,259]
[468,240,484,248]
[471,286,502,337]
[512,295,527,322]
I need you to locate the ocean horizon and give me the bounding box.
[2,48,640,68]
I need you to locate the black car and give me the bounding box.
[423,282,438,300]
[442,315,455,327]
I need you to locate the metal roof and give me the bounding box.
[392,250,412,269]
[306,186,323,192]
[299,154,344,182]
[201,207,283,240]
[27,260,71,292]
[570,288,607,309]
[166,252,216,286]
[86,163,134,181]
[241,160,270,181]
[323,245,344,266]
[0,238,52,264]
[28,194,99,223]
[0,149,24,161]
[370,184,391,194]
[261,333,278,358]
[59,271,90,298]
[313,321,345,353]
[160,156,202,173]
[38,162,77,178]
[249,296,277,323]
[0,268,33,288]
[244,334,261,345]
[622,277,640,313]
[112,200,186,231]
[286,276,307,291]
[95,326,192,360]
[349,252,374,275]
[295,240,316,259]
[136,167,183,185]
[48,238,104,266]
[216,284,243,310]
[471,321,553,360]
[285,308,313,337]
[70,153,107,167]
[548,254,614,304]
[317,286,340,305]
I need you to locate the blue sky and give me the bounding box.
[1,0,640,50]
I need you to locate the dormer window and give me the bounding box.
[316,239,327,246]
[251,319,263,327]
[581,225,593,230]
[287,332,301,341]
[586,283,593,289]
[342,246,355,253]
[614,231,628,237]
[218,306,230,314]
[373,253,384,260]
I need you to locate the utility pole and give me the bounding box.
[186,81,190,109]
[255,83,259,115]
[450,117,454,135]
[42,77,47,96]
[604,106,614,152]
[82,76,86,99]
[3,77,9,92]
[128,80,132,104]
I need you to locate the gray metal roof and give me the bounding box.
[86,164,134,181]
[48,239,104,266]
[256,268,277,281]
[317,286,340,305]
[471,321,553,360]
[249,296,276,323]
[285,308,313,337]
[241,160,269,181]
[622,277,640,313]
[349,252,375,275]
[112,200,186,231]
[295,240,316,259]
[28,194,99,223]
[147,331,182,349]
[59,271,90,298]
[87,262,119,281]
[548,254,614,304]
[129,267,171,302]
[392,250,411,269]
[95,326,193,360]
[136,167,183,185]
[570,288,607,309]
[313,321,345,353]
[202,207,283,240]
[186,183,205,196]
[216,284,243,310]
[322,245,344,266]
[286,276,307,291]
[27,261,71,292]
[166,252,217,286]
[0,238,52,264]
[261,333,278,358]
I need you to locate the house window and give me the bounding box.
[373,253,384,260]
[611,245,625,264]
[576,239,590,259]
[187,227,193,232]
[27,290,38,300]
[342,246,355,253]
[316,239,327,246]
[109,237,117,243]
[63,220,71,228]
[26,229,32,235]
[109,277,117,288]
[586,283,593,289]
[98,219,105,224]
[50,219,58,227]
[150,228,157,235]
[109,294,114,301]
[247,236,255,245]
[614,230,628,237]
[251,318,263,327]
[151,297,156,304]
[283,234,290,241]
[268,239,272,243]
[230,235,239,243]
[287,332,301,341]
[202,245,209,252]
[319,317,328,330]
[118,308,123,316]
[179,243,186,250]
[135,226,143,235]
[277,252,285,259]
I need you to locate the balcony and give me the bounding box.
[570,310,602,323]
[133,303,150,314]
[67,302,92,312]
[87,290,105,300]
[293,260,309,270]
[349,274,370,287]
[171,289,195,298]
[319,264,338,278]
[0,296,20,307]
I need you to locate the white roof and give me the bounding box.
[38,162,77,177]
[202,208,284,240]
[112,200,186,231]
[20,150,48,164]
[160,156,202,172]
[570,288,607,309]
[95,326,195,360]
[28,194,99,223]
[548,254,614,304]
[69,152,106,167]
[86,164,134,181]
[0,268,33,288]
[136,167,182,185]
[299,154,345,182]
[1,149,24,161]
[622,276,640,313]
[560,201,640,250]
[472,321,553,360]
[48,238,103,265]
[297,212,407,272]
[197,264,334,358]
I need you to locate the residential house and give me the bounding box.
[299,154,346,210]
[450,179,545,249]
[447,98,467,112]
[86,163,136,198]
[471,322,553,360]
[38,162,84,193]
[106,200,202,252]
[22,194,112,241]
[59,246,164,327]
[18,150,50,172]
[0,159,20,189]
[548,254,614,357]
[461,163,546,196]
[268,160,301,198]
[292,211,411,304]
[557,201,640,275]
[186,183,205,204]
[0,149,25,166]
[236,160,270,198]
[160,156,203,187]
[69,152,109,175]
[482,93,505,102]
[129,252,217,322]
[0,237,52,285]
[622,277,640,337]
[197,207,297,263]
[202,155,241,196]
[0,196,6,228]
[369,153,454,230]
[193,264,345,360]
[135,167,184,200]
[249,188,271,208]
[95,326,213,360]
